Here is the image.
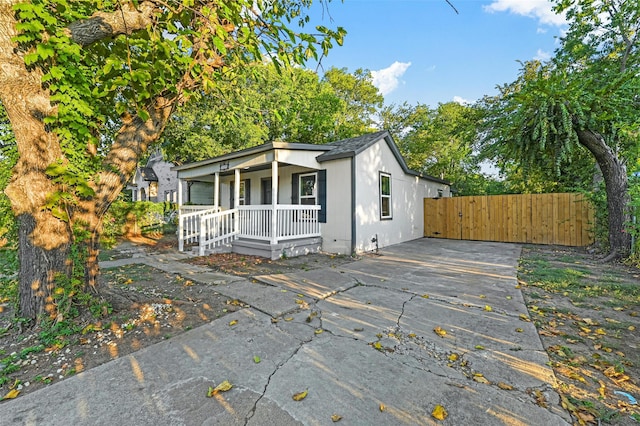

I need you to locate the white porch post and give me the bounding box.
[177,178,184,251]
[271,161,278,244]
[234,168,240,234]
[213,172,219,211]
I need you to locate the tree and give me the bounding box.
[480,0,640,259]
[0,0,345,322]
[322,67,383,139]
[380,101,490,195]
[0,105,17,246]
[162,62,344,164]
[162,65,383,164]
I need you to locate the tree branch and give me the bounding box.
[66,1,158,47]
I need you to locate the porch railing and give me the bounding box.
[197,209,237,256]
[238,204,321,242]
[178,207,219,251]
[178,204,321,255]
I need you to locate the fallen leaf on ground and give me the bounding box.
[379,403,386,412]
[207,380,233,397]
[484,305,492,312]
[331,414,342,422]
[253,356,261,363]
[532,389,547,408]
[431,404,448,420]
[292,390,308,401]
[473,373,490,384]
[497,382,513,390]
[1,389,19,400]
[228,320,238,326]
[433,326,447,337]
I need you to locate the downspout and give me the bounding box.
[351,156,356,255]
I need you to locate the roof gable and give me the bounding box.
[317,131,449,185]
[140,167,159,182]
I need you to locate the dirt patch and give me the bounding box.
[0,235,355,401]
[519,245,640,425]
[0,262,233,400]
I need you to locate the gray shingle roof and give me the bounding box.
[315,130,389,162]
[140,167,158,182]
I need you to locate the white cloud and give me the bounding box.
[484,0,567,26]
[453,96,471,105]
[534,49,552,61]
[371,61,411,96]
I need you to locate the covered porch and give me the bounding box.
[173,143,329,259]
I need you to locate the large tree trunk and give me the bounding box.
[0,2,203,321]
[576,128,632,260]
[78,100,175,289]
[0,3,74,321]
[0,3,172,320]
[17,215,71,319]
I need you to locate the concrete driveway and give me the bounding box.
[1,238,571,425]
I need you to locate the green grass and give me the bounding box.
[520,257,640,305]
[0,249,18,307]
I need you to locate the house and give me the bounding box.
[128,150,178,203]
[172,130,451,258]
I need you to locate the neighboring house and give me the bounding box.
[128,151,178,203]
[172,130,451,258]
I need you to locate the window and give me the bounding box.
[149,182,158,202]
[299,173,317,205]
[379,172,392,220]
[230,180,247,206]
[238,181,246,205]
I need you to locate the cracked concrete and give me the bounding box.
[0,238,572,425]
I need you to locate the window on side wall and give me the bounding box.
[379,172,392,220]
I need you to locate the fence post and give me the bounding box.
[199,214,206,256]
[178,208,184,252]
[271,206,278,245]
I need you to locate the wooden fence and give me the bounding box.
[423,193,594,246]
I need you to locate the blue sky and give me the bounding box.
[309,0,568,107]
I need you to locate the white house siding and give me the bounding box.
[353,138,449,253]
[320,158,352,254]
[217,165,322,209]
[154,160,178,203]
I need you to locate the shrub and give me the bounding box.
[101,200,171,247]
